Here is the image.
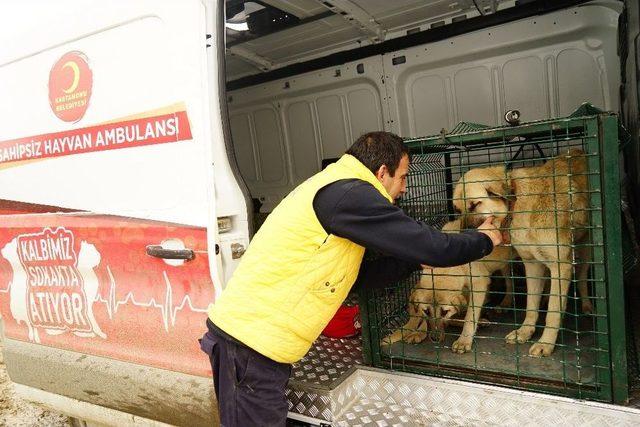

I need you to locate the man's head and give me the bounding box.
[346,132,410,200]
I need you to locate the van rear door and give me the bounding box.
[0,1,222,424]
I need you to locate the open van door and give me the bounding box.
[0,1,226,424]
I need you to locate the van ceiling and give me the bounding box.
[224,0,519,81]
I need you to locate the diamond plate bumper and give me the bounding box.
[286,334,362,422]
[333,368,640,426]
[286,330,640,426]
[288,362,640,426]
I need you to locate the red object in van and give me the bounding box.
[322,305,361,338]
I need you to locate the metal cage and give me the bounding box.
[359,110,627,403]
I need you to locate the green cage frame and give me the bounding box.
[359,112,627,404]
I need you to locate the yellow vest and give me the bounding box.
[209,154,393,363]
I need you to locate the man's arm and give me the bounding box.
[313,179,494,268]
[352,254,420,290]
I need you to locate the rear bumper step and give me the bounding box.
[290,366,640,426]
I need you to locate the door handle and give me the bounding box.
[146,245,195,261]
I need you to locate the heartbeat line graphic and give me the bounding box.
[95,266,209,331]
[0,266,210,332]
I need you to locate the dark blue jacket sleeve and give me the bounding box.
[313,179,493,269]
[352,254,419,290]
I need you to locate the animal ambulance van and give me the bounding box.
[1,0,639,425]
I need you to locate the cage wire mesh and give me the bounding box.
[360,108,627,403]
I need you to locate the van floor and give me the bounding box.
[373,268,609,395]
[381,312,599,388]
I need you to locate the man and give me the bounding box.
[200,132,501,426]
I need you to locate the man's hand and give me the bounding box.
[477,215,503,247]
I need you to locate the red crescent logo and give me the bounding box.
[48,51,93,123]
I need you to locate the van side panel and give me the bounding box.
[0,211,213,378]
[5,338,216,426]
[0,0,227,424]
[0,2,214,227]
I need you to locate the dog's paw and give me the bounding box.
[529,341,554,357]
[406,332,427,344]
[451,337,473,354]
[380,333,400,346]
[505,326,534,344]
[380,336,393,346]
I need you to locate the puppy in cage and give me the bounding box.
[381,218,514,353]
[453,149,591,357]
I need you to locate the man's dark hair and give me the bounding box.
[346,131,409,176]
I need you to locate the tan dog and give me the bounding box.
[453,149,591,356]
[382,219,513,353]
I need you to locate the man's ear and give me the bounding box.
[375,164,388,181]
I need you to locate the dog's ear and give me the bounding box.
[485,179,512,201]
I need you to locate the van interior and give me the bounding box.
[220,0,640,407]
[221,0,637,216]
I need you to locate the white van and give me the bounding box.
[0,0,639,425]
